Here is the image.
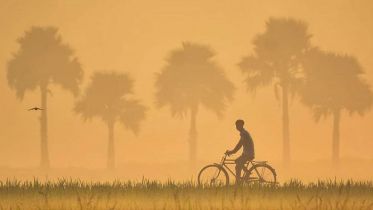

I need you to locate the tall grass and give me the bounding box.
[0,178,372,209]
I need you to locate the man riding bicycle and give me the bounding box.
[225,119,255,183]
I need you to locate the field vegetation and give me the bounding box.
[0,178,372,210]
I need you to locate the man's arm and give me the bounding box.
[227,140,243,155]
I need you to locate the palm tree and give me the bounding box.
[238,18,312,165]
[155,42,235,167]
[74,71,147,170]
[7,27,83,170]
[301,48,373,167]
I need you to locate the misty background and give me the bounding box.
[1,0,373,181]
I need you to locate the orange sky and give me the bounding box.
[0,0,372,170]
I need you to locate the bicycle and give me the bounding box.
[198,153,277,186]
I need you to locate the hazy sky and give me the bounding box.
[0,0,372,169]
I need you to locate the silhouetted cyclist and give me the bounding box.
[225,119,255,183]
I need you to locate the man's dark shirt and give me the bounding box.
[231,128,255,158]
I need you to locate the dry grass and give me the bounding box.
[0,178,372,209]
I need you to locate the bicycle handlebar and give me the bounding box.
[220,152,232,164]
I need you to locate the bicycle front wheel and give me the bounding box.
[198,165,229,186]
[244,164,276,186]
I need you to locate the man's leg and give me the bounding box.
[235,155,246,183]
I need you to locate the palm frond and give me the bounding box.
[300,48,373,120]
[118,99,147,135]
[239,17,311,101]
[7,54,39,100]
[155,42,234,119]
[6,26,83,99]
[53,57,84,97]
[74,71,146,134]
[238,55,271,74]
[344,77,373,116]
[311,106,331,123]
[254,18,312,62]
[288,76,304,100]
[244,73,274,94]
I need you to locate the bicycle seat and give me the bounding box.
[252,161,268,164]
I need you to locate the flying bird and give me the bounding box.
[28,107,43,111]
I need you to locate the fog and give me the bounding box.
[0,0,372,182]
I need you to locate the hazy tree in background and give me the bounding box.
[301,48,373,167]
[7,27,83,170]
[155,42,235,168]
[74,72,147,170]
[238,18,312,165]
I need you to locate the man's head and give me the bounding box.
[235,119,244,132]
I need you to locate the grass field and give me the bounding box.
[0,178,372,210]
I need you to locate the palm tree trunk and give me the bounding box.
[189,105,198,168]
[282,85,291,166]
[332,109,341,168]
[40,84,50,170]
[107,120,115,170]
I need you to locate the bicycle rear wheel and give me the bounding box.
[244,164,276,186]
[198,165,229,186]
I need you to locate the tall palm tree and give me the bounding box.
[74,71,147,170]
[238,18,312,165]
[155,42,235,167]
[301,48,373,167]
[7,27,83,170]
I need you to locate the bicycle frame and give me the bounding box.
[215,154,253,178]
